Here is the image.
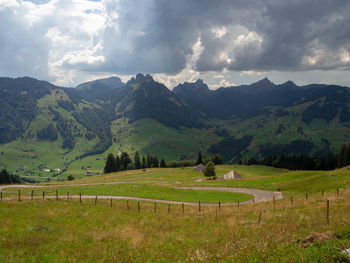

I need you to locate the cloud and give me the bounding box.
[0,0,106,85]
[0,1,51,80]
[1,0,350,87]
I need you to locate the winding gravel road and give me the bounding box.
[0,183,283,206]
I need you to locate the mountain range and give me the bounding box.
[0,74,349,179]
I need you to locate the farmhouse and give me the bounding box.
[223,170,242,180]
[193,163,205,173]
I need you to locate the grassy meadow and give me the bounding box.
[1,183,350,262]
[2,165,350,262]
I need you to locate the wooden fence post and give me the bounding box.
[219,201,221,211]
[182,203,184,214]
[327,200,330,224]
[18,189,21,202]
[273,197,275,207]
[290,196,293,205]
[138,201,140,212]
[67,192,69,202]
[306,193,308,201]
[199,201,201,212]
[258,211,262,225]
[237,201,240,209]
[79,193,82,204]
[168,204,170,213]
[43,191,45,200]
[253,197,255,204]
[95,195,97,206]
[127,200,129,210]
[154,203,157,213]
[110,199,113,207]
[56,190,58,201]
[31,190,33,201]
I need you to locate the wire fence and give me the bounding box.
[1,187,348,227]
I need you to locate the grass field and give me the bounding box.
[43,165,350,196]
[2,183,252,203]
[1,185,350,262]
[2,165,350,261]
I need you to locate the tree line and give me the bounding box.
[104,151,166,173]
[196,151,223,165]
[240,143,350,171]
[104,150,224,174]
[0,169,21,184]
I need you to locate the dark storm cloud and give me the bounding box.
[226,0,350,71]
[1,0,350,83]
[98,0,350,74]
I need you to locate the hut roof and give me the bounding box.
[223,170,242,180]
[194,163,205,172]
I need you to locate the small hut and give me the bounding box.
[223,170,242,180]
[193,163,205,173]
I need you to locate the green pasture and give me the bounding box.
[1,188,350,262]
[3,183,252,203]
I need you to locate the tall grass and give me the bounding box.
[1,188,350,262]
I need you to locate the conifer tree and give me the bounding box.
[104,153,116,174]
[160,158,166,168]
[204,161,216,178]
[326,152,336,170]
[146,154,152,168]
[115,154,121,171]
[196,151,203,165]
[344,144,350,167]
[0,169,21,184]
[338,144,347,168]
[153,156,159,168]
[141,155,146,169]
[134,151,141,169]
[120,152,131,170]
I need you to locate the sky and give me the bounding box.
[1,0,350,89]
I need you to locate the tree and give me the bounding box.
[211,154,224,165]
[338,144,347,168]
[120,152,131,170]
[153,156,159,168]
[67,175,75,181]
[134,151,141,169]
[146,154,152,168]
[204,161,216,178]
[196,151,203,165]
[345,145,350,166]
[141,155,146,169]
[104,153,116,174]
[115,154,121,171]
[326,152,336,170]
[160,158,166,167]
[0,169,21,184]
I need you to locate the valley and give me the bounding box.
[1,74,350,182]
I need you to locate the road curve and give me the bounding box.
[179,187,283,205]
[0,184,283,206]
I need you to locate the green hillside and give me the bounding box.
[1,75,350,181]
[0,78,111,181]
